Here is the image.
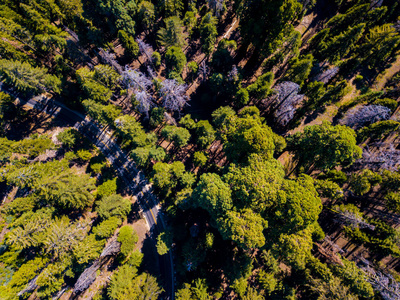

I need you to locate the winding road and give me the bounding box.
[17,94,175,300]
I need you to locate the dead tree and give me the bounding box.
[359,144,400,171]
[341,105,391,129]
[98,48,123,74]
[334,208,376,230]
[312,66,339,84]
[272,81,304,126]
[136,38,153,63]
[159,79,189,117]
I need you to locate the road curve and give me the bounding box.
[19,95,175,300]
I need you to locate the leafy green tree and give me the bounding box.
[118,30,139,60]
[138,1,155,31]
[237,0,302,54]
[212,106,236,129]
[77,68,112,103]
[287,122,362,171]
[73,234,105,264]
[152,51,162,69]
[157,16,186,48]
[114,115,151,148]
[193,151,208,167]
[158,0,184,17]
[217,208,268,250]
[224,154,285,212]
[285,54,313,86]
[235,88,249,107]
[330,256,374,298]
[273,227,313,270]
[165,46,187,74]
[199,12,218,55]
[108,264,138,300]
[386,192,400,214]
[269,174,322,234]
[97,178,117,199]
[176,279,211,300]
[37,172,96,210]
[117,225,138,258]
[131,145,165,167]
[247,72,274,100]
[156,231,172,255]
[96,194,131,220]
[151,161,189,195]
[183,11,197,36]
[57,128,80,149]
[195,120,216,148]
[93,217,122,239]
[349,169,382,196]
[161,125,191,148]
[0,59,61,95]
[94,65,120,89]
[223,113,276,162]
[323,24,365,64]
[308,276,358,300]
[191,173,232,219]
[108,265,163,300]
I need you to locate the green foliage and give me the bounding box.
[156,231,173,255]
[76,149,92,161]
[211,106,236,129]
[357,120,400,142]
[96,194,131,220]
[238,0,302,54]
[330,256,374,298]
[93,217,122,239]
[224,154,285,212]
[217,208,267,249]
[165,46,187,75]
[97,178,118,198]
[223,112,276,162]
[77,67,113,103]
[273,227,313,270]
[191,173,232,220]
[0,59,61,95]
[179,114,196,130]
[349,169,382,196]
[57,128,80,149]
[194,120,216,148]
[315,179,344,200]
[158,16,186,48]
[286,54,314,86]
[131,145,165,167]
[114,115,151,148]
[149,107,165,127]
[247,72,274,100]
[373,98,398,111]
[161,125,191,148]
[151,161,191,195]
[138,1,155,31]
[118,30,139,60]
[176,279,211,300]
[200,12,218,55]
[288,122,362,171]
[385,192,400,214]
[257,269,277,295]
[193,151,208,167]
[317,169,348,185]
[117,225,138,258]
[152,51,162,68]
[234,88,249,107]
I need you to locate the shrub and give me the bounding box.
[93,217,122,239]
[152,51,161,69]
[117,225,138,257]
[235,88,249,107]
[193,151,208,167]
[97,178,117,198]
[96,194,131,220]
[76,149,92,161]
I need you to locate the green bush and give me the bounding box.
[372,98,398,111]
[93,217,122,239]
[165,46,187,74]
[235,88,249,107]
[117,225,138,257]
[193,151,208,167]
[96,194,131,220]
[76,149,92,161]
[97,178,117,198]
